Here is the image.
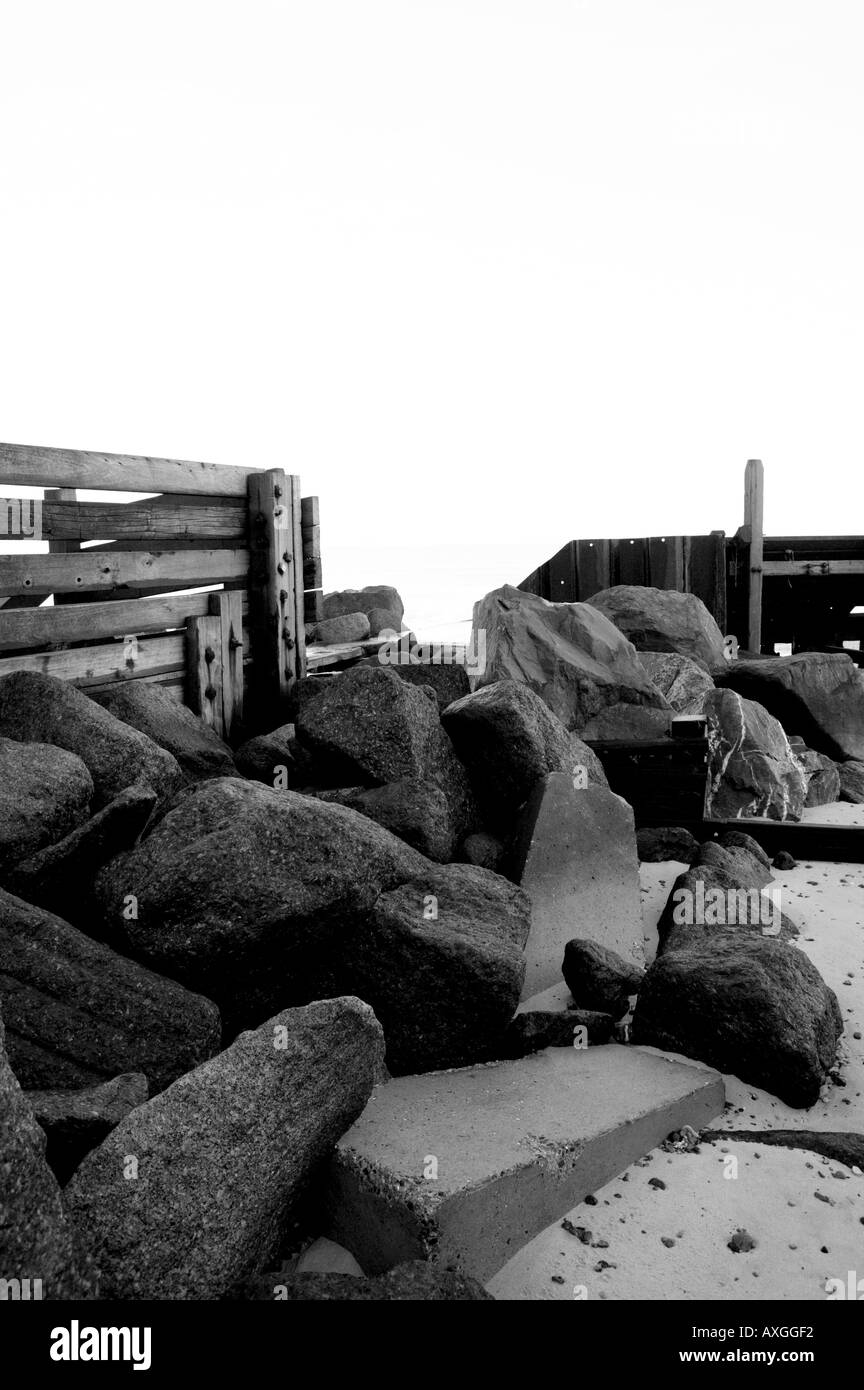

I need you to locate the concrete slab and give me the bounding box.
[510,774,644,997]
[324,1044,725,1283]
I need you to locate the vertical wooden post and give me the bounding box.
[185,612,224,733]
[247,469,299,727]
[744,459,764,653]
[301,495,323,626]
[289,476,307,679]
[710,529,727,635]
[209,590,244,740]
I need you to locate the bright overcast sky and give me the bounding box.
[1,1,863,556]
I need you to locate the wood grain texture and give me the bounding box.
[0,441,257,497]
[0,549,249,598]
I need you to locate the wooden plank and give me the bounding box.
[647,535,684,591]
[763,535,864,556]
[300,496,320,529]
[306,631,411,671]
[617,537,648,587]
[0,633,184,685]
[289,475,307,681]
[574,539,611,600]
[209,591,244,740]
[304,589,324,624]
[547,542,577,601]
[302,556,323,591]
[36,498,247,543]
[45,488,78,555]
[0,549,249,598]
[763,559,864,577]
[744,458,764,653]
[0,441,256,497]
[185,614,224,734]
[247,470,296,723]
[301,525,321,562]
[688,531,727,632]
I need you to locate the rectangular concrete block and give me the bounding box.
[324,1044,724,1283]
[510,774,645,998]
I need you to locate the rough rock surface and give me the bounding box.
[632,933,843,1108]
[472,584,667,732]
[838,759,864,803]
[312,612,371,645]
[0,737,94,876]
[0,671,183,806]
[6,784,156,920]
[656,859,796,956]
[233,1260,493,1301]
[316,779,456,862]
[462,831,504,872]
[500,993,615,1058]
[442,678,607,833]
[579,703,672,741]
[703,688,807,821]
[64,998,384,1300]
[794,746,842,807]
[383,659,471,711]
[296,665,476,836]
[94,777,428,1031]
[561,938,644,1019]
[0,887,221,1093]
[0,1006,92,1298]
[714,829,773,870]
[323,586,404,627]
[93,683,235,781]
[234,724,311,787]
[27,1073,149,1184]
[638,650,715,714]
[715,652,864,761]
[366,607,404,638]
[636,826,700,864]
[332,864,530,1074]
[587,585,727,670]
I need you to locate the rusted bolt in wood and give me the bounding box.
[274,485,282,499]
[204,685,218,700]
[285,636,295,650]
[204,646,215,664]
[282,551,292,564]
[279,589,287,605]
[277,563,285,575]
[273,507,284,520]
[229,635,243,651]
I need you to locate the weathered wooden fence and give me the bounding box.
[0,443,323,738]
[519,530,727,632]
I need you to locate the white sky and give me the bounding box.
[1,0,863,578]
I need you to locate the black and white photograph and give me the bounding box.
[1,0,863,1363]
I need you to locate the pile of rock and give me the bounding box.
[2,570,856,1300]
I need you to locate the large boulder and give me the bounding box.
[311,612,371,645]
[656,840,790,957]
[636,826,700,863]
[838,760,864,803]
[5,784,156,921]
[638,650,715,714]
[587,585,726,670]
[0,672,183,807]
[323,586,405,628]
[27,1073,149,1184]
[65,998,384,1300]
[92,683,235,781]
[234,724,313,787]
[376,659,471,712]
[442,679,607,834]
[0,737,94,877]
[578,703,673,740]
[0,1006,92,1299]
[632,933,843,1108]
[331,864,530,1074]
[793,746,841,807]
[472,584,666,733]
[94,777,429,1032]
[561,939,644,1019]
[316,779,456,862]
[509,775,645,996]
[715,652,864,761]
[703,688,807,821]
[0,888,221,1093]
[296,665,476,837]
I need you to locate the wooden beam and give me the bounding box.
[0,633,184,686]
[185,614,224,734]
[289,475,307,681]
[0,592,231,651]
[35,498,247,543]
[0,548,249,598]
[209,591,244,740]
[763,559,864,577]
[0,441,256,498]
[744,458,764,653]
[247,469,298,723]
